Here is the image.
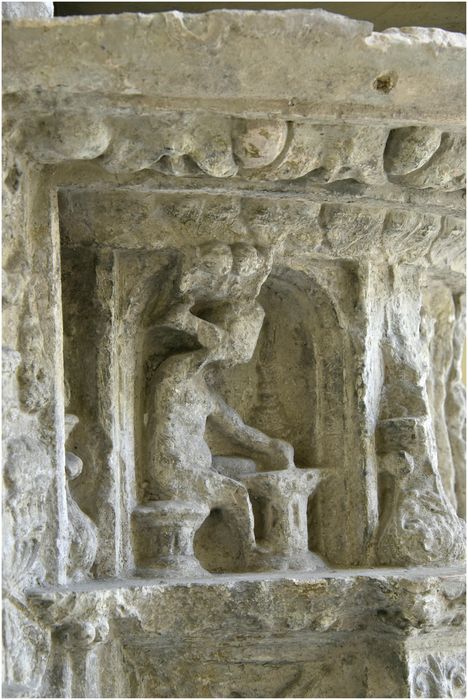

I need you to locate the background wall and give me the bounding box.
[53,2,465,33]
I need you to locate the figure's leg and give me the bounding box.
[134,444,258,575]
[207,474,257,567]
[159,467,258,566]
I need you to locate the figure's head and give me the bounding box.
[180,241,273,304]
[231,243,260,276]
[179,242,233,300]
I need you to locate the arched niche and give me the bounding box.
[204,266,347,563]
[207,266,345,473]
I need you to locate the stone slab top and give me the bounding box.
[26,566,465,640]
[3,9,466,125]
[29,563,466,595]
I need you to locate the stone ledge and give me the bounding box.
[25,567,465,697]
[3,10,465,124]
[29,566,465,636]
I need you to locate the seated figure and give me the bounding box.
[133,242,324,575]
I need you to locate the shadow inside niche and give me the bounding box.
[194,507,245,573]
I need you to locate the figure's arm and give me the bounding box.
[209,391,294,470]
[157,302,226,350]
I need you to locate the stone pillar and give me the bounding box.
[46,621,109,698]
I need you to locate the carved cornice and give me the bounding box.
[9,112,465,191]
[3,11,465,202]
[57,188,465,277]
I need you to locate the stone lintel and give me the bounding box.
[3,11,465,126]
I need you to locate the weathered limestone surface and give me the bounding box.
[2,9,466,698]
[2,2,53,20]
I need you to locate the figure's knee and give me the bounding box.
[153,465,250,514]
[209,474,250,511]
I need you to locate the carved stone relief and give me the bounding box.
[374,268,465,566]
[14,112,466,190]
[3,8,466,699]
[64,415,98,582]
[409,652,466,698]
[130,241,325,575]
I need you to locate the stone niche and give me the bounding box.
[2,8,466,699]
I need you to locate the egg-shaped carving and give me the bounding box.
[232,119,288,169]
[384,126,442,177]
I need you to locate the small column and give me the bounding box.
[132,500,210,577]
[48,620,109,698]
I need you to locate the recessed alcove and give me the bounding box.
[194,507,245,573]
[211,268,345,471]
[60,216,351,574]
[208,267,348,565]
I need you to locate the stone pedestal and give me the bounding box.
[241,468,325,570]
[132,500,209,577]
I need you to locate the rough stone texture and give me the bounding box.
[2,9,466,698]
[2,2,53,19]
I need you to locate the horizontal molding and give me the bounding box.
[3,10,465,123]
